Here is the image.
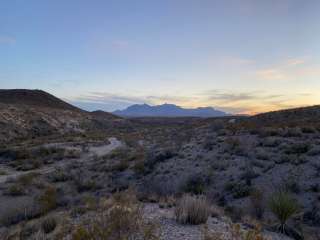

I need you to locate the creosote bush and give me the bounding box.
[175,194,211,225]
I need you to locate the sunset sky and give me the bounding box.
[1,0,320,114]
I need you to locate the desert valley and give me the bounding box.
[0,89,319,240]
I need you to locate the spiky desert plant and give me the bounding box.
[269,190,299,234]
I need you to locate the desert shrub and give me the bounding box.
[17,172,39,186]
[175,194,211,225]
[183,175,208,195]
[203,137,216,151]
[140,176,183,200]
[255,149,270,161]
[283,127,302,137]
[285,142,310,155]
[225,182,251,199]
[225,137,246,156]
[111,159,129,172]
[49,167,70,182]
[144,148,177,172]
[5,184,25,196]
[64,149,81,159]
[19,223,38,239]
[303,202,320,226]
[269,190,299,234]
[307,145,320,156]
[250,189,265,219]
[71,190,159,240]
[309,183,319,193]
[301,126,316,134]
[38,186,57,213]
[201,225,223,240]
[231,224,267,240]
[41,217,57,234]
[225,205,243,222]
[262,137,281,147]
[0,202,42,226]
[71,169,99,192]
[283,175,300,194]
[241,165,259,186]
[133,160,146,175]
[75,179,98,192]
[258,127,281,137]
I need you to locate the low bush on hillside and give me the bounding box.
[175,194,211,225]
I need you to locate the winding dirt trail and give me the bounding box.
[0,137,122,184]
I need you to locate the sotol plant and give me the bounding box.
[269,190,299,235]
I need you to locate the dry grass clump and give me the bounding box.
[175,194,211,225]
[72,189,159,240]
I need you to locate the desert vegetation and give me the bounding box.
[1,92,320,239]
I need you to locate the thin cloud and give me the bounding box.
[111,40,129,50]
[0,36,16,44]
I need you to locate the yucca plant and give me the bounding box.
[269,190,299,235]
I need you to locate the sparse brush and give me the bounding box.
[72,189,159,240]
[41,217,57,234]
[250,189,265,220]
[175,194,211,225]
[269,190,299,235]
[201,224,223,240]
[39,186,57,214]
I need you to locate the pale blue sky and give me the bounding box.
[1,0,320,113]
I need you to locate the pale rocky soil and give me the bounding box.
[143,204,291,240]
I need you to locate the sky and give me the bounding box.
[1,0,320,114]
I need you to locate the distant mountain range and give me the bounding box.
[113,103,228,117]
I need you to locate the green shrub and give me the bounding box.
[269,191,299,234]
[175,194,211,225]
